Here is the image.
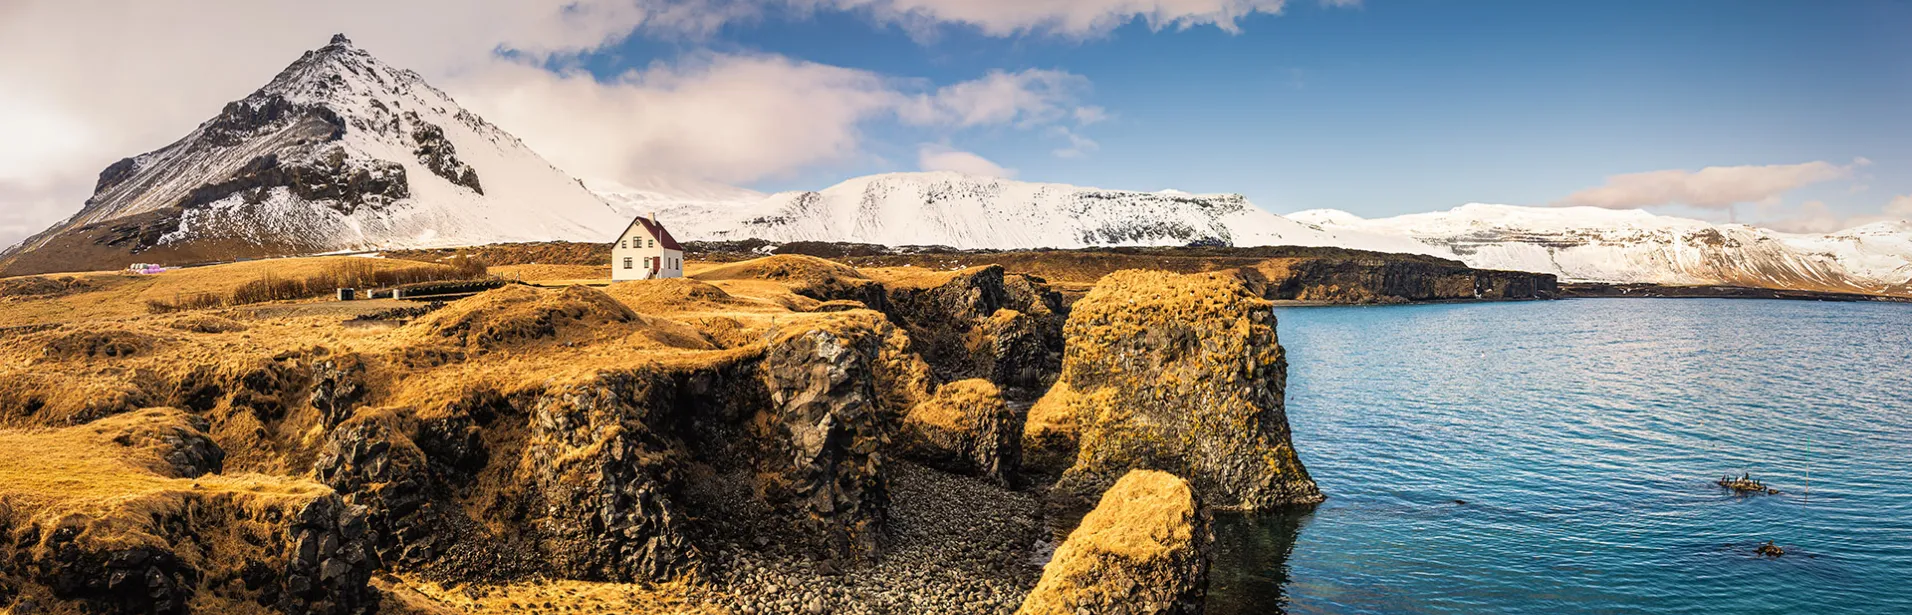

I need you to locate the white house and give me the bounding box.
[611,213,684,281]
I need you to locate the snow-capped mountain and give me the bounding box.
[607,171,1437,254]
[1291,204,1912,296]
[0,34,626,276]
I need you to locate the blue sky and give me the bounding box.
[3,0,1908,249]
[588,0,1910,223]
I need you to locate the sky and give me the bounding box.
[3,0,1909,250]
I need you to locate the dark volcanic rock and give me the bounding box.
[308,353,369,428]
[866,266,1065,399]
[313,411,434,568]
[516,372,699,582]
[753,328,891,562]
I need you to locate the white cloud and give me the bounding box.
[1558,160,1865,210]
[917,144,1015,178]
[0,0,1111,250]
[899,69,1095,128]
[804,0,1300,37]
[1073,106,1112,125]
[1887,195,1912,218]
[1757,195,1912,234]
[460,53,904,185]
[1048,126,1101,158]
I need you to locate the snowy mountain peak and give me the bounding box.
[0,34,622,276]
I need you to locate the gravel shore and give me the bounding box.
[686,461,1050,614]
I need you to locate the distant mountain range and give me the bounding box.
[1290,205,1912,297]
[3,35,1907,298]
[598,171,1434,255]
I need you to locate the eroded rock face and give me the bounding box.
[1028,270,1322,515]
[1016,470,1210,615]
[0,412,377,615]
[896,379,1021,486]
[517,372,698,582]
[313,411,436,569]
[754,328,890,561]
[874,266,1065,398]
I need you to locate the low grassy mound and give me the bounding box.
[604,278,739,313]
[407,285,637,350]
[166,314,248,334]
[41,328,160,360]
[690,254,866,284]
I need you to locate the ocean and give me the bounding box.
[1208,299,1912,615]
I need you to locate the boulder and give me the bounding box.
[896,379,1022,486]
[752,327,891,561]
[1028,270,1322,514]
[1016,470,1210,615]
[516,372,698,582]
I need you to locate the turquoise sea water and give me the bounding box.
[1209,299,1912,615]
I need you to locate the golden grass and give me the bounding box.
[858,265,989,290]
[0,408,329,523]
[690,254,865,285]
[906,379,1001,433]
[1015,470,1200,615]
[489,264,612,283]
[377,574,722,615]
[0,257,468,327]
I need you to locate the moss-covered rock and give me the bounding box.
[1016,469,1210,615]
[1030,269,1322,515]
[896,379,1022,486]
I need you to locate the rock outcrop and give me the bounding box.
[753,327,892,562]
[515,372,699,582]
[1027,270,1322,516]
[0,409,377,615]
[1015,470,1210,615]
[865,265,1065,398]
[895,379,1021,486]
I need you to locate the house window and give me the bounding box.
[622,257,632,269]
[648,239,655,248]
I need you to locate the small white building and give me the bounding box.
[611,213,685,281]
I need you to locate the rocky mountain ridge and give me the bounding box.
[1292,204,1912,296]
[607,171,1438,256]
[0,34,624,277]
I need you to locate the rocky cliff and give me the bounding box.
[1027,269,1323,518]
[0,254,1313,614]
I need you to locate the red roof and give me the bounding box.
[622,216,683,250]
